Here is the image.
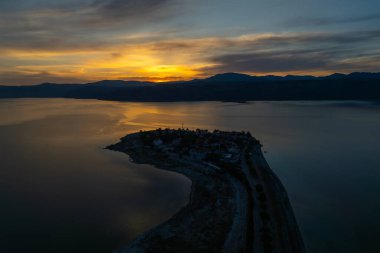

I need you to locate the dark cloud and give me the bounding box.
[198,31,380,74]
[0,0,182,52]
[0,0,91,12]
[285,13,380,27]
[236,31,380,49]
[147,29,380,54]
[204,49,380,74]
[92,0,170,19]
[78,0,178,27]
[1,1,379,56]
[0,71,86,85]
[203,50,345,73]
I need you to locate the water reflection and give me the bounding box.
[0,99,379,253]
[0,99,191,253]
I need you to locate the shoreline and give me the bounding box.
[107,129,305,253]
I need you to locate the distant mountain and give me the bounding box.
[203,72,254,82]
[347,72,380,79]
[322,72,380,80]
[88,80,155,87]
[1,72,380,101]
[197,73,316,83]
[283,75,316,81]
[324,73,347,79]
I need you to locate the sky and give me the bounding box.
[0,0,380,85]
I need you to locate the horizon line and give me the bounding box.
[3,71,379,86]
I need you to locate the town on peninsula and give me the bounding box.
[107,128,305,253]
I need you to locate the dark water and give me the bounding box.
[0,99,379,253]
[0,99,191,253]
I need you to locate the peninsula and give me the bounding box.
[107,129,305,253]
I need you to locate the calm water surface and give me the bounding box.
[0,99,379,253]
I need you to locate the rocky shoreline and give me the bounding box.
[107,129,305,253]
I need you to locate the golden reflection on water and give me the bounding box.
[0,98,193,253]
[115,102,222,131]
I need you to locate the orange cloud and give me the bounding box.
[1,30,379,85]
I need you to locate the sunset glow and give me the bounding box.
[0,0,379,85]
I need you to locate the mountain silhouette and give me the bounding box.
[89,80,155,87]
[1,72,379,101]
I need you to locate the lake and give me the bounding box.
[0,99,379,253]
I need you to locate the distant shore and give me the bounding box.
[107,129,305,253]
[1,72,380,102]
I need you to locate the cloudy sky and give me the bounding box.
[1,0,380,85]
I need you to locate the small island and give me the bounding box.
[107,129,305,253]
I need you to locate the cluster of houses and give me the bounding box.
[137,128,254,165]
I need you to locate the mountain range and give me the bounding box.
[1,72,380,101]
